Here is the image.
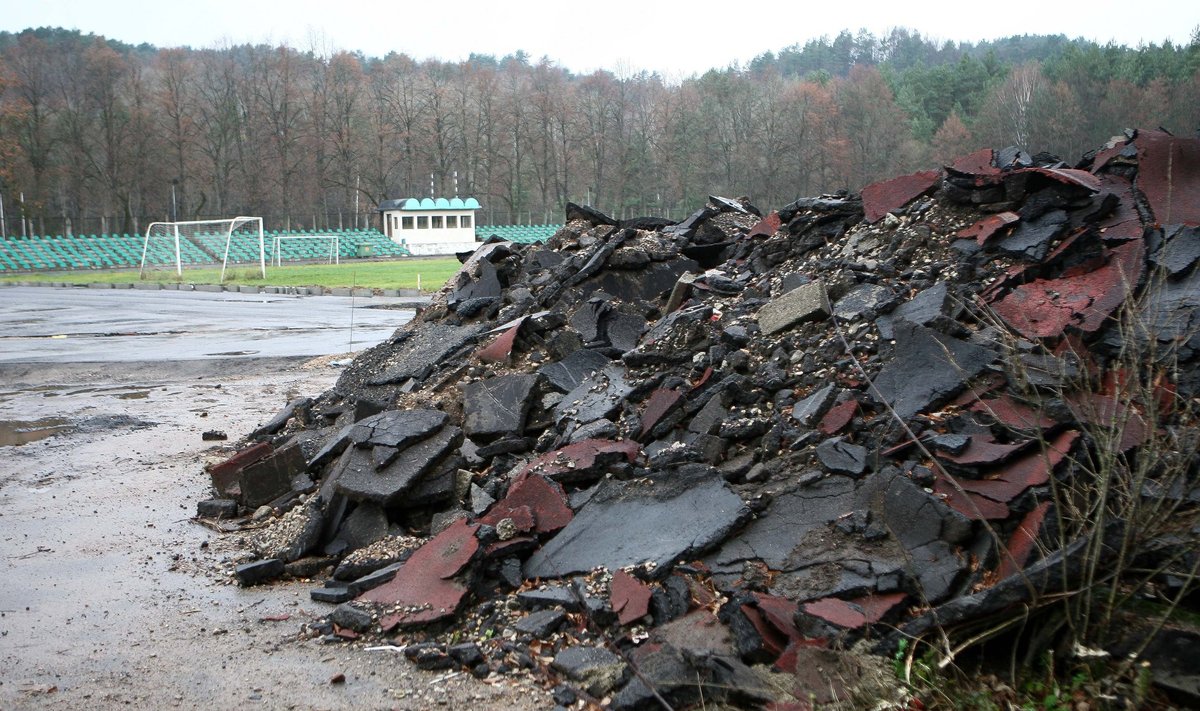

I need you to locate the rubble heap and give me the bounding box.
[203,128,1200,708]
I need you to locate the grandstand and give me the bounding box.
[0,223,563,274]
[474,223,562,244]
[0,228,408,273]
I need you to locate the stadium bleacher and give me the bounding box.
[0,224,560,273]
[0,227,411,273]
[474,224,562,244]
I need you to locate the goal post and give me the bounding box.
[140,216,265,282]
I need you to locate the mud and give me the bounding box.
[0,357,548,709]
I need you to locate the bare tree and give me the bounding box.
[324,52,367,227]
[3,34,60,232]
[984,61,1044,149]
[152,48,197,219]
[836,65,911,188]
[253,44,310,228]
[193,46,244,217]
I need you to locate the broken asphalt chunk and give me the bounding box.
[553,365,633,427]
[208,441,272,498]
[361,322,487,387]
[524,469,746,580]
[197,498,238,519]
[871,321,995,420]
[538,348,611,393]
[861,170,940,223]
[791,383,836,427]
[1150,224,1200,277]
[1135,129,1200,227]
[611,569,653,625]
[514,608,566,637]
[236,559,285,587]
[479,472,573,534]
[239,442,307,508]
[516,438,640,487]
[358,518,479,629]
[333,425,462,506]
[815,437,869,476]
[991,238,1144,339]
[462,374,539,440]
[832,283,895,321]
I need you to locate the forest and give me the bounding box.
[0,26,1197,237]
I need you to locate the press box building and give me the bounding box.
[377,197,482,256]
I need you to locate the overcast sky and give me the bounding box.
[3,0,1196,78]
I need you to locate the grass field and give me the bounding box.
[0,257,463,291]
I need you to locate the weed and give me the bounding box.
[881,242,1200,708]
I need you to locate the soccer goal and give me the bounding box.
[140,216,265,282]
[270,233,340,267]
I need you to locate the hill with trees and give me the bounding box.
[0,26,1196,237]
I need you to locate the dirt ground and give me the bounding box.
[0,356,550,710]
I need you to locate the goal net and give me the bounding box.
[140,216,265,282]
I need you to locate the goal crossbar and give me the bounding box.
[140,216,265,282]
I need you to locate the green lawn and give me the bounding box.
[0,258,463,292]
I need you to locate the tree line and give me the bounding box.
[0,26,1197,237]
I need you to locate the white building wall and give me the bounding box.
[382,209,479,255]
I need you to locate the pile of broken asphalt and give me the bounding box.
[200,128,1200,709]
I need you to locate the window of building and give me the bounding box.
[401,216,414,230]
[417,216,429,229]
[431,215,443,229]
[391,215,398,232]
[446,215,458,228]
[461,215,473,229]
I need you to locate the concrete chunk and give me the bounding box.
[756,281,829,335]
[552,645,626,697]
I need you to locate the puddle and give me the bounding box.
[0,418,72,447]
[116,391,151,400]
[0,385,67,400]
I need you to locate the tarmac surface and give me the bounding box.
[0,285,550,709]
[0,286,425,363]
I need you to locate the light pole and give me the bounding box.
[170,179,179,222]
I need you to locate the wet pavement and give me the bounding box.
[0,286,549,709]
[0,286,424,362]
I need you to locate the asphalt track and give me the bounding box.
[0,286,423,363]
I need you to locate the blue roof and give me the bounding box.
[379,197,482,212]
